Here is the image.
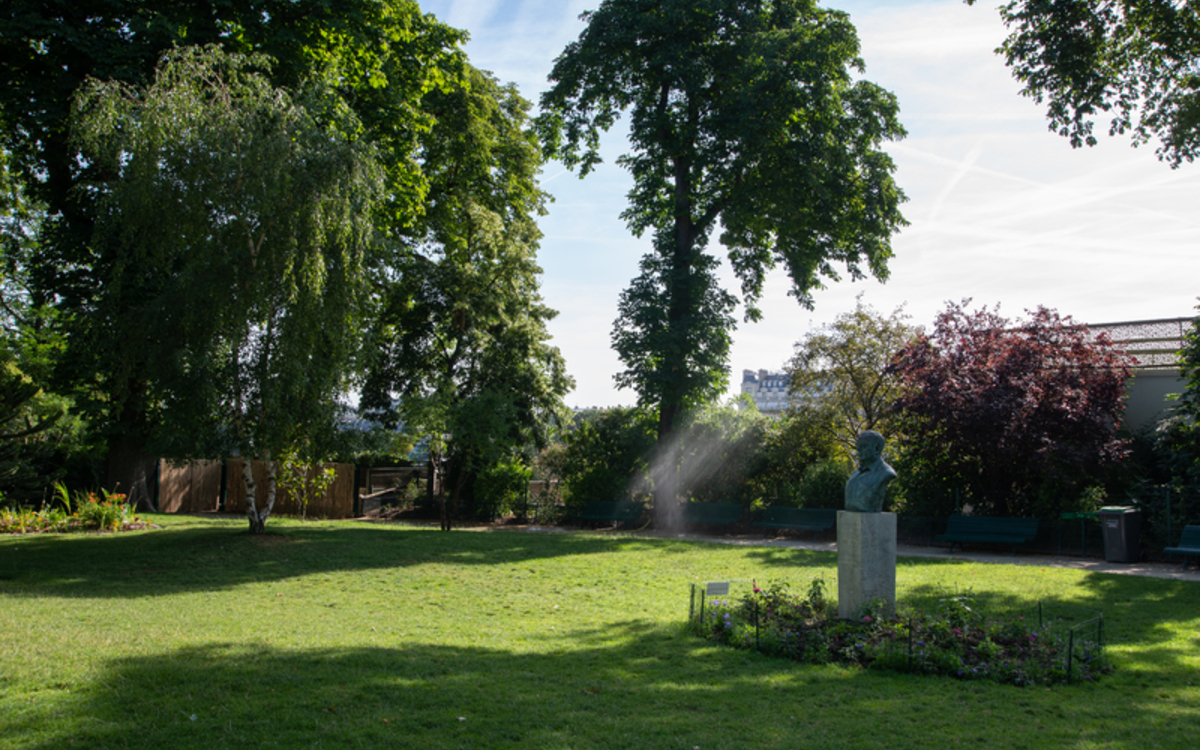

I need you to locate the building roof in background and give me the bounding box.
[1089,317,1192,371]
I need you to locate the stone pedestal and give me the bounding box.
[837,511,897,620]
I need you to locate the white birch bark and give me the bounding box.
[242,457,261,533]
[261,451,277,528]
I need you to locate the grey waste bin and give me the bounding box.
[1097,506,1141,563]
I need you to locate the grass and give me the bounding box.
[1,515,1198,749]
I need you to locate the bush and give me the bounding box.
[667,403,768,505]
[890,303,1132,518]
[752,405,842,507]
[474,459,532,521]
[791,458,850,508]
[558,407,657,508]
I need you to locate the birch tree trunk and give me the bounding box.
[242,457,261,534]
[242,452,278,534]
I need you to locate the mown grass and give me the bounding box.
[1,515,1197,749]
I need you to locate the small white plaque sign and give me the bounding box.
[705,581,730,597]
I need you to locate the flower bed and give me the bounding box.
[690,580,1108,686]
[1,486,151,534]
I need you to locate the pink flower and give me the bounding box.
[862,616,873,623]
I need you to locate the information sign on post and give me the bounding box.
[705,581,730,597]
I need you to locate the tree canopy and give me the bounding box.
[786,297,915,455]
[971,0,1200,166]
[539,0,908,444]
[361,65,573,529]
[1,0,463,305]
[889,302,1132,517]
[73,46,384,531]
[1,0,466,499]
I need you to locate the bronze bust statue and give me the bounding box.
[844,430,897,513]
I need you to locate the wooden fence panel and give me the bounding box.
[223,459,356,518]
[158,460,222,513]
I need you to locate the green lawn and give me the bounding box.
[1,516,1197,749]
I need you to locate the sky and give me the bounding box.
[418,0,1200,409]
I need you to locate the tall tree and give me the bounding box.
[0,0,464,496]
[785,297,915,454]
[889,302,1132,517]
[538,0,907,445]
[74,46,384,532]
[361,66,573,530]
[969,0,1200,166]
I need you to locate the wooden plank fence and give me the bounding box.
[158,460,223,513]
[159,459,357,518]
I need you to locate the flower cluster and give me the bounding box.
[692,582,1109,687]
[1,485,148,534]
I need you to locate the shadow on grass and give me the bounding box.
[0,522,675,600]
[7,620,1189,750]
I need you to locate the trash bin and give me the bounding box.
[1097,506,1141,563]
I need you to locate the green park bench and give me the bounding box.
[751,507,838,540]
[570,501,645,528]
[1163,525,1200,569]
[936,515,1040,556]
[682,502,744,529]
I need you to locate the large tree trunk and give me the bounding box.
[651,149,697,534]
[441,453,469,532]
[649,440,683,534]
[105,434,157,512]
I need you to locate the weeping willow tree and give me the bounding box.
[73,46,383,532]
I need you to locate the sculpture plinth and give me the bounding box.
[837,511,896,619]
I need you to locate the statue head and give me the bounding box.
[856,430,886,467]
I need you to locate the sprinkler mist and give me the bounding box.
[641,425,738,535]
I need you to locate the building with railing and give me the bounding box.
[1090,317,1192,430]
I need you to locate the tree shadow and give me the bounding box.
[7,619,1192,750]
[0,522,672,600]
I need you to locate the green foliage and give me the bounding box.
[696,583,1110,686]
[785,296,916,456]
[539,0,907,440]
[73,46,385,532]
[1,484,146,533]
[1,0,465,306]
[558,407,658,508]
[1,152,100,500]
[0,355,97,504]
[749,405,841,506]
[1159,313,1200,488]
[663,402,770,505]
[277,452,337,521]
[474,459,533,521]
[612,247,737,422]
[360,65,572,530]
[790,458,851,509]
[971,0,1200,166]
[1,0,466,499]
[559,402,771,511]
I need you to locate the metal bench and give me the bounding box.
[935,515,1040,556]
[681,502,744,529]
[751,507,837,540]
[1163,525,1200,569]
[570,500,645,528]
